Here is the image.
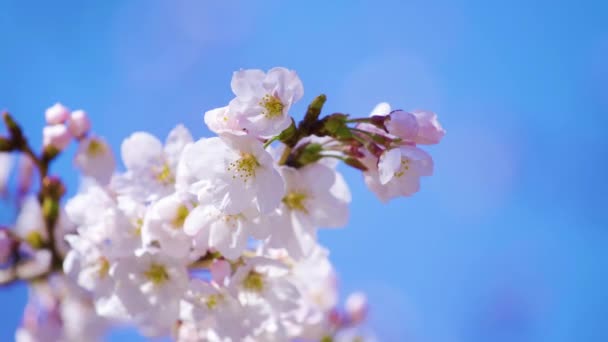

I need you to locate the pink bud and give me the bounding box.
[412,110,445,145]
[68,110,91,139]
[43,124,72,151]
[210,259,231,286]
[386,110,419,141]
[345,291,368,324]
[44,103,70,125]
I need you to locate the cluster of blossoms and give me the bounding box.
[0,67,444,341]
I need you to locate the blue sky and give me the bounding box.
[1,1,607,341]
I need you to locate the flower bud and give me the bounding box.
[412,110,445,145]
[68,110,91,139]
[345,291,368,324]
[42,124,72,151]
[45,103,70,125]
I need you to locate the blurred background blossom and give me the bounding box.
[1,0,607,341]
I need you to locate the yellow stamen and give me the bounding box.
[259,94,284,119]
[243,271,264,292]
[87,139,105,156]
[144,263,170,285]
[172,205,189,228]
[155,163,175,184]
[227,153,260,182]
[394,158,411,178]
[282,192,308,213]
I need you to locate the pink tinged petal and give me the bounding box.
[386,110,419,141]
[412,110,445,145]
[43,124,72,150]
[204,106,246,136]
[369,102,392,117]
[121,132,164,171]
[265,67,304,103]
[210,259,231,286]
[68,110,91,138]
[345,292,368,324]
[231,69,265,99]
[400,146,434,176]
[397,175,421,197]
[378,148,402,185]
[45,102,70,124]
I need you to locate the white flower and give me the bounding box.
[110,250,189,336]
[180,135,285,215]
[183,203,262,261]
[113,125,193,201]
[74,136,116,185]
[364,146,433,202]
[265,163,351,259]
[228,67,304,137]
[284,245,338,340]
[15,196,48,246]
[230,256,299,313]
[65,183,140,258]
[141,192,195,260]
[228,257,301,340]
[63,234,113,299]
[180,279,247,341]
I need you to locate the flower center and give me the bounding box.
[134,218,143,236]
[260,94,284,119]
[394,158,411,178]
[227,153,260,182]
[206,294,220,310]
[172,205,189,228]
[87,139,105,156]
[243,271,264,292]
[155,163,174,185]
[282,191,308,212]
[144,263,170,285]
[98,257,110,278]
[24,231,45,249]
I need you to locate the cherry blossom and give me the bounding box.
[0,67,444,341]
[228,67,304,137]
[180,135,285,215]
